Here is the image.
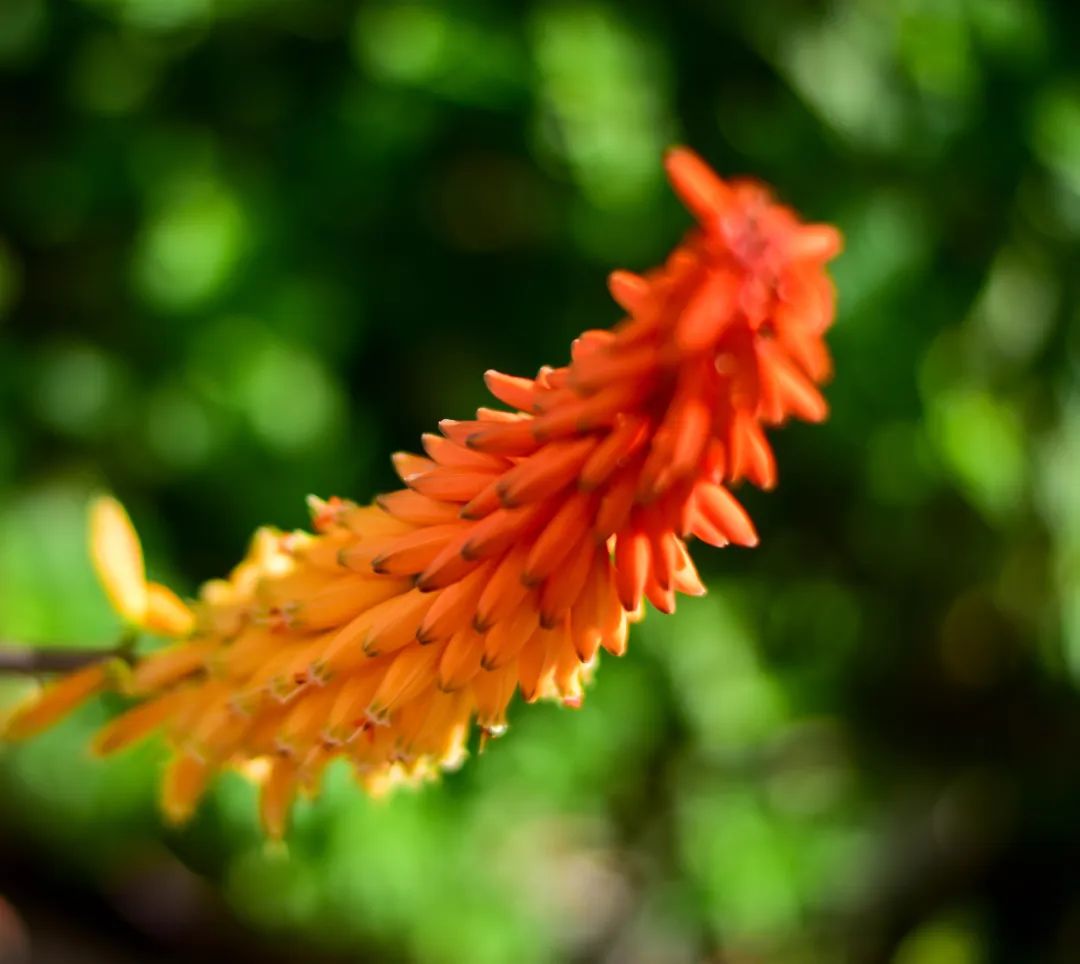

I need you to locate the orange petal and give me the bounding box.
[371,524,468,576]
[260,757,299,840]
[606,270,651,313]
[406,466,501,503]
[471,662,517,732]
[613,526,650,612]
[517,625,559,702]
[129,641,214,695]
[460,506,532,561]
[4,662,113,741]
[286,575,412,632]
[417,562,491,645]
[376,489,462,526]
[787,224,843,262]
[367,644,441,723]
[593,468,638,541]
[361,590,438,658]
[94,689,186,755]
[437,627,484,691]
[474,544,530,632]
[161,751,211,825]
[538,541,596,627]
[481,604,539,669]
[422,432,508,471]
[675,268,739,353]
[143,582,196,637]
[522,494,593,586]
[483,370,537,412]
[496,437,597,507]
[325,672,383,742]
[530,381,646,442]
[414,537,485,592]
[569,344,657,394]
[664,146,733,223]
[465,420,541,457]
[695,484,758,547]
[391,452,437,484]
[579,414,649,491]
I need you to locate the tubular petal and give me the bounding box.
[418,562,492,645]
[144,583,196,637]
[129,642,214,695]
[259,757,299,840]
[539,541,596,628]
[371,524,467,576]
[162,752,211,825]
[606,270,650,313]
[4,662,114,741]
[437,628,484,691]
[482,605,539,669]
[483,370,537,411]
[406,467,501,504]
[579,415,649,490]
[94,690,187,755]
[496,437,597,507]
[368,645,442,722]
[522,494,593,586]
[675,269,739,353]
[422,433,508,471]
[695,484,758,547]
[614,527,651,613]
[475,545,531,631]
[89,495,149,624]
[664,146,732,223]
[376,490,462,526]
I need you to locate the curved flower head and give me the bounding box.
[3,148,841,838]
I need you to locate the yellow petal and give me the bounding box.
[3,662,113,741]
[143,582,195,637]
[89,495,148,624]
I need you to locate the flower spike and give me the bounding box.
[2,148,841,837]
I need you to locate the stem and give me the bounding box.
[0,641,133,675]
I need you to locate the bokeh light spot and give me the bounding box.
[133,176,247,311]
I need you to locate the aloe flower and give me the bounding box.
[4,148,842,838]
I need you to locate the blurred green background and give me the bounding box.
[1,0,1078,961]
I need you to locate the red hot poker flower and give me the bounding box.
[3,148,842,837]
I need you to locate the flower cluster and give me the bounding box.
[4,149,841,837]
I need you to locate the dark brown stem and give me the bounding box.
[0,641,133,675]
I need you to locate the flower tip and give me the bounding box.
[3,662,112,742]
[307,494,344,531]
[790,224,845,262]
[89,494,149,625]
[143,582,196,637]
[607,270,650,314]
[663,146,731,222]
[161,752,210,826]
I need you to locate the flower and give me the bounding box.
[3,148,841,838]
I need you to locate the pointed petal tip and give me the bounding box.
[88,494,148,624]
[663,146,732,223]
[144,582,195,637]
